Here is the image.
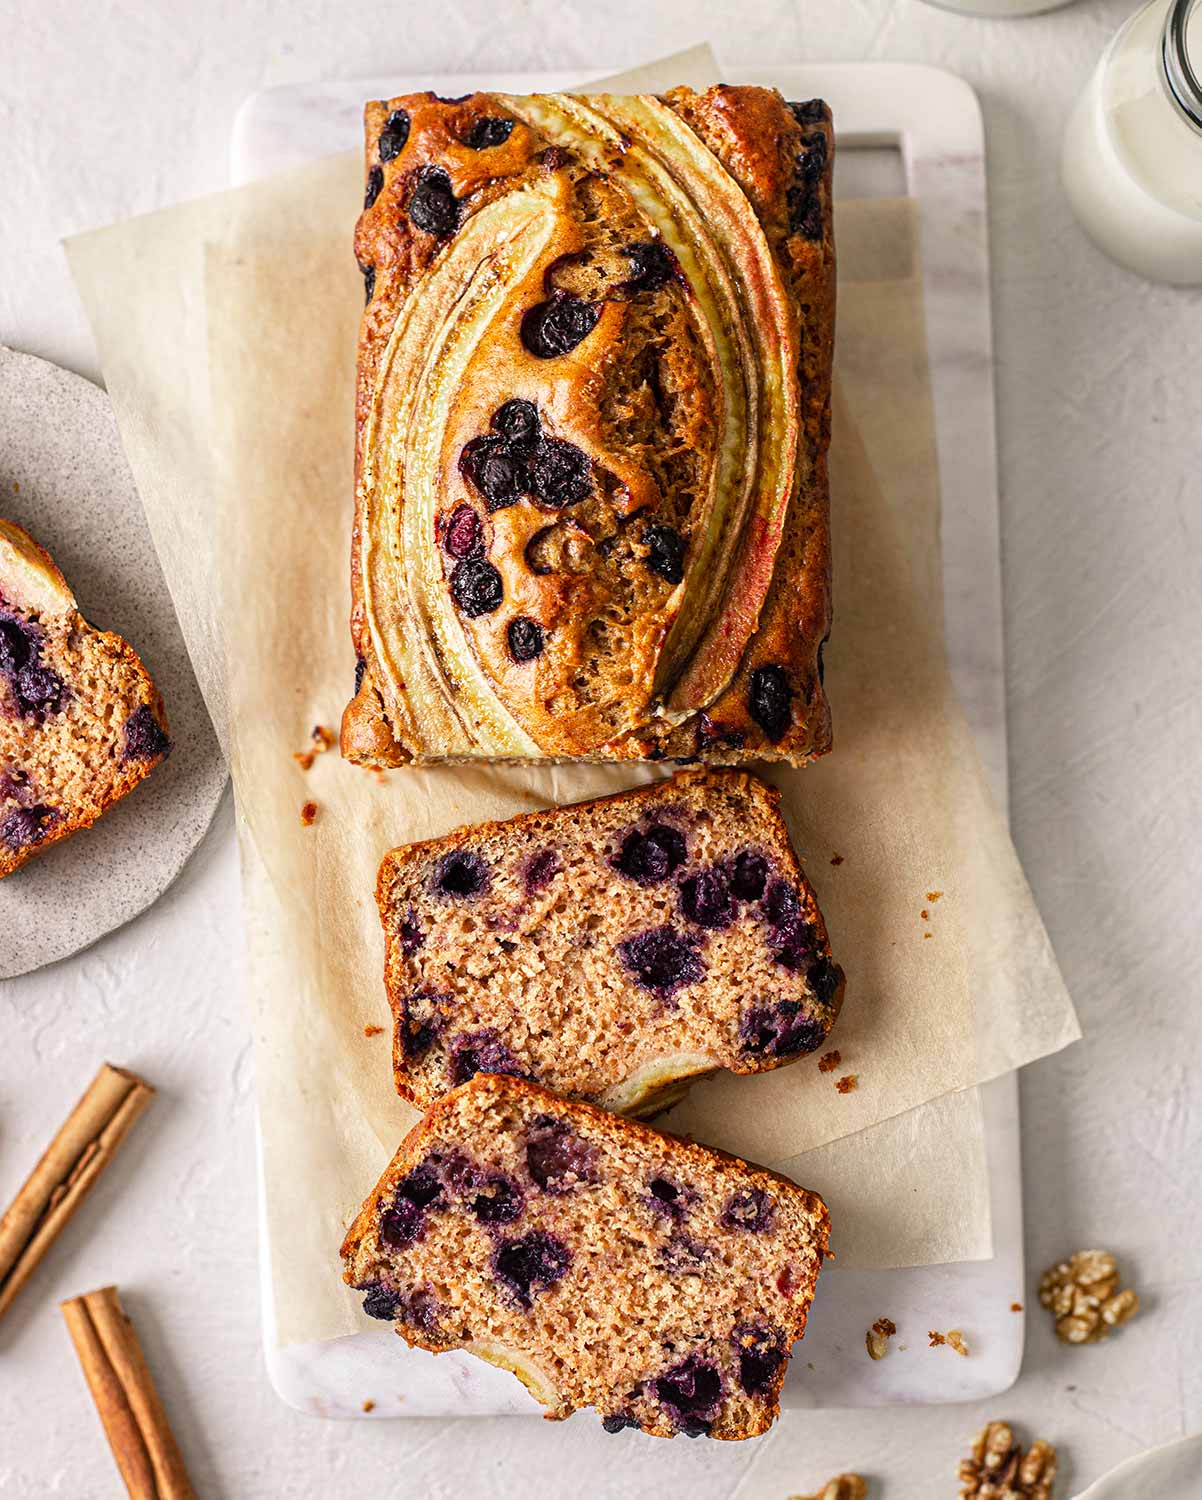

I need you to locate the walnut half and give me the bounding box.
[959,1422,1057,1499]
[1038,1249,1139,1344]
[790,1476,867,1500]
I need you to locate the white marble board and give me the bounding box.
[234,61,1021,1416]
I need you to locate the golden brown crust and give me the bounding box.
[341,1072,830,1439]
[0,519,170,877]
[343,86,834,767]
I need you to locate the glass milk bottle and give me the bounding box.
[1062,0,1202,283]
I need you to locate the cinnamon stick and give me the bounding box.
[0,1063,154,1323]
[61,1285,197,1500]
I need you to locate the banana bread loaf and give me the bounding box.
[377,767,844,1113]
[343,85,835,766]
[341,1072,830,1438]
[0,519,170,877]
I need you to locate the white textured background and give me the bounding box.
[2,1,1201,1496]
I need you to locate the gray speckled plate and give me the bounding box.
[0,346,226,978]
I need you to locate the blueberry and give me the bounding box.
[748,664,793,740]
[492,1231,572,1309]
[679,867,735,930]
[721,1187,776,1233]
[354,655,367,692]
[16,664,62,715]
[729,851,769,902]
[448,1029,527,1086]
[459,435,525,511]
[739,1001,826,1059]
[520,293,601,359]
[396,993,439,1061]
[490,399,540,451]
[450,557,504,617]
[442,504,484,559]
[789,99,828,126]
[506,617,544,663]
[796,130,828,187]
[466,116,516,149]
[647,1178,690,1220]
[399,910,424,954]
[364,165,384,208]
[433,849,490,898]
[398,1163,445,1210]
[658,1234,712,1272]
[402,1288,444,1338]
[621,240,678,293]
[601,1412,640,1434]
[817,633,829,685]
[617,926,705,996]
[769,916,819,972]
[614,824,687,885]
[762,879,800,924]
[378,107,411,162]
[645,525,686,585]
[653,1356,723,1433]
[360,263,376,303]
[525,1117,598,1193]
[122,704,171,762]
[1,804,55,850]
[522,847,559,894]
[470,1173,525,1226]
[733,1325,787,1395]
[407,167,460,238]
[361,1284,401,1321]
[379,1196,426,1250]
[0,618,31,674]
[526,438,591,508]
[807,955,842,1006]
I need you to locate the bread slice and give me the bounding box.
[0,519,170,877]
[342,86,835,767]
[341,1073,830,1439]
[377,768,844,1113]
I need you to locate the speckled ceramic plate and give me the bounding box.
[0,346,226,978]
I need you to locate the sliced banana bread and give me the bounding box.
[377,768,844,1113]
[341,1073,830,1439]
[0,519,170,877]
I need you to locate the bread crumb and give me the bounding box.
[300,800,318,826]
[926,890,942,902]
[923,932,933,940]
[818,1050,841,1073]
[11,481,19,493]
[830,853,844,866]
[789,1475,866,1500]
[362,1399,375,1412]
[929,1329,968,1355]
[834,1074,858,1094]
[865,1316,897,1360]
[1011,1302,1023,1312]
[928,1331,945,1347]
[294,724,336,771]
[920,908,929,920]
[364,1024,385,1038]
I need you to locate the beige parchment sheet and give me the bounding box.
[65,54,1080,1346]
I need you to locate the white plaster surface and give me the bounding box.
[1,2,1200,1497]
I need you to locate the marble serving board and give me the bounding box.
[235,61,1021,1415]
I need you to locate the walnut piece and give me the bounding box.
[1038,1250,1139,1344]
[791,1476,867,1500]
[959,1422,1057,1499]
[866,1317,897,1360]
[929,1328,969,1355]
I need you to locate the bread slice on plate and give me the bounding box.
[377,767,844,1114]
[341,1073,830,1439]
[342,85,835,766]
[0,519,170,877]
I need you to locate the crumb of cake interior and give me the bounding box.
[341,1072,830,1440]
[342,86,835,767]
[0,518,170,878]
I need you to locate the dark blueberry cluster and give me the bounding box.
[733,1324,787,1396]
[433,848,491,899]
[465,116,516,149]
[469,1172,526,1226]
[679,867,735,930]
[459,401,591,513]
[407,166,461,238]
[720,1187,776,1234]
[122,704,171,763]
[646,1177,690,1221]
[491,1230,572,1309]
[0,803,56,851]
[621,240,678,295]
[522,847,560,894]
[653,1355,723,1436]
[613,823,687,886]
[448,1028,529,1086]
[747,663,793,740]
[739,1000,826,1060]
[601,1412,641,1435]
[359,262,376,304]
[0,615,63,720]
[364,165,384,209]
[616,925,705,997]
[785,104,829,242]
[644,524,686,585]
[399,908,425,955]
[729,850,768,902]
[806,954,843,1007]
[379,1163,446,1250]
[520,292,601,359]
[396,991,442,1061]
[525,1116,598,1193]
[360,1283,401,1321]
[378,108,411,162]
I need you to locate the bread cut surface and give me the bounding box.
[341,1073,830,1439]
[377,768,844,1113]
[0,519,170,877]
[343,85,835,766]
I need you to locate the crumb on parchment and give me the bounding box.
[866,1317,897,1360]
[926,890,942,902]
[818,1050,841,1073]
[835,1074,858,1095]
[300,800,318,826]
[294,724,336,771]
[830,853,844,866]
[362,1399,375,1412]
[364,1024,385,1038]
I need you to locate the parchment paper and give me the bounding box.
[66,53,1078,1345]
